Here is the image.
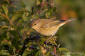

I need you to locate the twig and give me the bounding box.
[18,34,40,56]
[18,38,30,56]
[0,13,13,25]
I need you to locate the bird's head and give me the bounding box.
[31,19,41,30]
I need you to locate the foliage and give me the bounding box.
[0,0,85,56]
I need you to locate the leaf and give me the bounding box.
[0,25,8,29]
[59,48,69,52]
[22,0,36,11]
[0,50,10,56]
[2,5,8,15]
[11,12,23,23]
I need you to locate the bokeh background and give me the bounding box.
[0,0,85,56]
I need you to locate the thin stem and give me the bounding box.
[0,13,13,25]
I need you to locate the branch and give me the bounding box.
[0,13,13,25]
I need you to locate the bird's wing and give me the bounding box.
[41,20,61,28]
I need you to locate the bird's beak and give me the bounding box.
[31,25,34,29]
[32,25,38,30]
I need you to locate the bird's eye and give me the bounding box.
[34,24,36,25]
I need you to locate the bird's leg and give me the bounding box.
[46,36,53,42]
[45,36,54,45]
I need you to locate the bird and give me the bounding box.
[31,18,75,36]
[31,18,75,56]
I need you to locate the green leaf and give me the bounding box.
[0,50,10,56]
[22,0,36,11]
[11,12,23,23]
[59,48,69,52]
[2,5,8,15]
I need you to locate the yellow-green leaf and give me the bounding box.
[2,5,8,15]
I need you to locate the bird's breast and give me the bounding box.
[37,26,59,36]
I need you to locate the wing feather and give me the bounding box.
[41,20,60,28]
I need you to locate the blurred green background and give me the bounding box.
[0,0,85,56]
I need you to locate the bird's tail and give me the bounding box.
[57,18,76,28]
[60,18,76,23]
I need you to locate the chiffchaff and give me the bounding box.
[31,18,75,36]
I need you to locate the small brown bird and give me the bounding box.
[31,18,75,36]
